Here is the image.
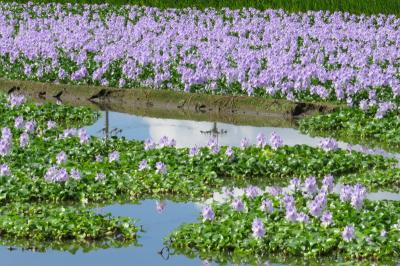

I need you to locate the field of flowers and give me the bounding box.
[0,1,399,265]
[0,3,399,114]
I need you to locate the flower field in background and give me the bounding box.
[0,3,399,119]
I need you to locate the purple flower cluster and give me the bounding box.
[256,133,267,148]
[252,218,265,239]
[56,151,67,165]
[269,131,283,150]
[1,4,399,117]
[158,136,176,148]
[0,164,11,177]
[342,225,356,242]
[319,138,339,151]
[0,128,12,156]
[207,137,220,154]
[231,198,245,212]
[202,205,215,221]
[340,184,367,210]
[108,151,120,162]
[8,94,25,108]
[245,186,262,198]
[44,166,69,182]
[155,161,167,174]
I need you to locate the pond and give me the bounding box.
[1,109,399,266]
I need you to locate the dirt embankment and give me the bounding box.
[0,79,338,127]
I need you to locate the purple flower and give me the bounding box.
[139,160,149,171]
[44,166,69,182]
[260,199,274,213]
[256,133,267,148]
[322,174,334,192]
[380,229,387,237]
[245,186,261,198]
[252,218,265,238]
[225,146,234,158]
[0,164,11,177]
[202,205,215,221]
[8,94,25,107]
[231,198,245,212]
[297,212,309,223]
[70,169,81,180]
[269,131,283,150]
[303,176,317,194]
[189,146,199,157]
[56,151,67,165]
[24,120,36,134]
[240,137,250,149]
[95,155,103,162]
[78,128,89,144]
[342,225,355,242]
[95,172,106,181]
[19,132,29,148]
[319,138,338,151]
[321,211,333,227]
[144,138,156,150]
[14,116,24,129]
[268,186,282,196]
[108,151,120,162]
[285,207,298,222]
[155,161,167,174]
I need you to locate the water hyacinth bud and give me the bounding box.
[156,201,167,214]
[252,218,265,239]
[342,225,355,242]
[231,198,245,212]
[155,161,167,174]
[260,199,274,213]
[56,151,67,165]
[108,151,120,162]
[202,205,215,221]
[256,133,267,148]
[319,138,338,151]
[0,164,11,177]
[138,160,149,171]
[225,146,234,158]
[24,120,36,134]
[14,116,24,129]
[240,137,250,149]
[95,172,106,181]
[321,211,333,226]
[19,132,29,148]
[269,131,283,150]
[245,186,261,198]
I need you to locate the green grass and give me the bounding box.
[3,0,400,16]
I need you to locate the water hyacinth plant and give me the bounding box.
[0,3,399,119]
[168,179,400,262]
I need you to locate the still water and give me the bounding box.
[0,111,398,266]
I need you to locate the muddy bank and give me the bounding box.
[0,78,338,127]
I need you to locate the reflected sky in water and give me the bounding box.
[86,111,400,159]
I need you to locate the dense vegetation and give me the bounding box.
[168,182,400,263]
[1,0,399,16]
[299,108,400,152]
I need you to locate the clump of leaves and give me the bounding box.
[0,203,138,248]
[299,108,400,153]
[168,189,400,263]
